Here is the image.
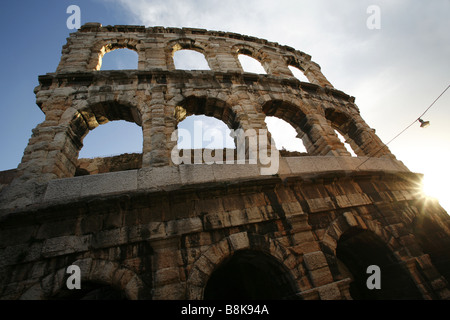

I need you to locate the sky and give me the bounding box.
[0,0,449,212]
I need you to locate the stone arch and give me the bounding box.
[89,37,143,71]
[174,95,239,131]
[321,211,391,256]
[232,44,269,74]
[186,232,302,300]
[204,249,299,300]
[285,55,311,81]
[412,213,450,285]
[261,99,333,155]
[261,99,309,129]
[324,108,367,157]
[57,98,143,178]
[285,55,307,72]
[321,211,424,299]
[323,107,392,158]
[20,258,151,300]
[236,44,269,62]
[337,229,423,299]
[166,38,211,71]
[171,94,241,161]
[173,50,210,71]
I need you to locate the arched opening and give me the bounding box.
[204,250,299,300]
[78,120,142,158]
[288,65,309,82]
[173,96,238,164]
[336,229,423,300]
[50,282,127,300]
[69,102,143,176]
[262,100,313,154]
[325,109,368,157]
[76,120,143,176]
[265,116,307,153]
[174,49,210,70]
[177,115,235,150]
[334,129,357,157]
[413,215,450,284]
[238,54,266,74]
[100,48,138,70]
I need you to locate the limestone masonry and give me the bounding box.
[0,23,449,300]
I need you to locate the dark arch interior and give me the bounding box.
[262,100,311,153]
[413,215,450,284]
[50,282,127,300]
[324,109,361,146]
[204,250,299,300]
[71,102,142,144]
[68,103,143,176]
[177,96,238,130]
[261,100,308,133]
[336,229,423,300]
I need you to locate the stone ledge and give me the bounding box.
[40,156,410,206]
[36,69,349,101]
[0,156,413,213]
[76,23,310,61]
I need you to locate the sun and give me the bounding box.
[421,172,450,214]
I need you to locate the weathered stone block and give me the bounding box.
[343,211,358,227]
[137,166,181,189]
[318,282,342,300]
[285,157,316,174]
[211,163,260,181]
[43,176,83,201]
[42,235,91,257]
[80,170,138,197]
[303,251,329,271]
[166,217,203,236]
[228,232,250,251]
[308,266,334,287]
[179,164,215,184]
[155,267,181,285]
[306,197,336,213]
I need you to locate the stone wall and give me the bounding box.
[1,163,449,300]
[1,23,449,300]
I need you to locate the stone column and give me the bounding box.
[142,87,175,167]
[56,32,98,72]
[141,39,169,71]
[319,120,353,157]
[229,89,276,165]
[349,114,394,158]
[151,238,185,299]
[210,51,243,73]
[262,53,293,77]
[0,119,83,209]
[304,62,334,88]
[302,114,348,156]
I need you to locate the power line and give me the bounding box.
[418,84,450,120]
[355,84,450,171]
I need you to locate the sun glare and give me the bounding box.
[422,172,449,214]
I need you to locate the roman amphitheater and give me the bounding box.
[0,23,449,300]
